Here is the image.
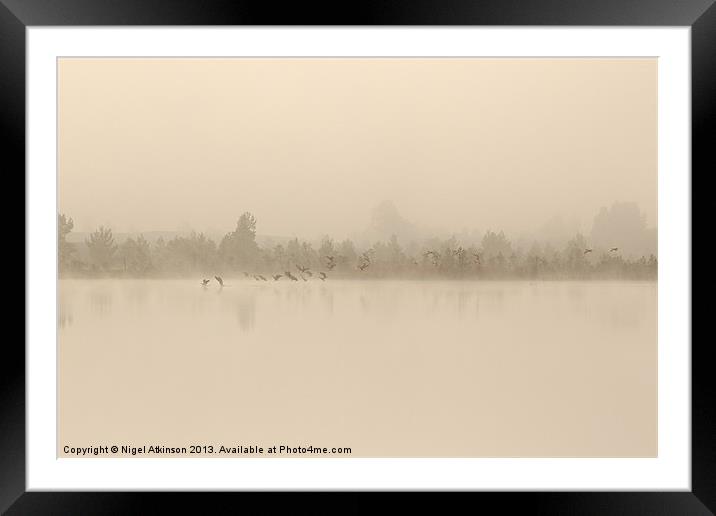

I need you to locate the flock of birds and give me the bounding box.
[201,256,342,287]
[200,247,619,286]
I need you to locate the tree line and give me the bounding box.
[58,212,657,280]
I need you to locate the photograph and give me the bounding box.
[57,57,658,459]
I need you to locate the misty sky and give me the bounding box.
[59,58,657,240]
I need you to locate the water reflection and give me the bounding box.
[58,307,73,329]
[318,287,334,316]
[235,291,256,333]
[456,289,469,318]
[58,290,74,329]
[59,279,657,457]
[59,280,656,335]
[88,287,112,315]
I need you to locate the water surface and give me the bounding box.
[59,279,657,457]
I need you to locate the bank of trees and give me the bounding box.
[58,212,657,280]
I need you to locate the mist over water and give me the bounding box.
[59,279,656,457]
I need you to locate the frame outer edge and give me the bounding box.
[0,0,27,513]
[4,0,712,512]
[691,1,716,512]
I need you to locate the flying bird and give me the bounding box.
[318,272,327,281]
[584,249,593,254]
[215,276,224,287]
[201,279,210,286]
[296,265,312,276]
[424,250,440,266]
[272,274,283,281]
[610,247,619,252]
[356,251,372,272]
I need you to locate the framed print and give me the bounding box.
[4,0,710,512]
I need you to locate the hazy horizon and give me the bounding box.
[61,198,656,257]
[59,58,657,242]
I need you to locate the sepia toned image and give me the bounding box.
[58,57,657,458]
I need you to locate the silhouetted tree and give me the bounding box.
[562,233,589,275]
[387,235,406,269]
[86,226,117,271]
[285,238,302,268]
[58,213,75,271]
[162,232,217,272]
[480,230,512,260]
[318,236,336,266]
[219,212,259,269]
[300,241,318,269]
[119,235,153,274]
[591,202,655,258]
[337,239,358,270]
[272,243,287,269]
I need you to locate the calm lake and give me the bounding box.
[59,279,657,457]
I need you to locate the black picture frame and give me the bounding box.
[3,1,709,512]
